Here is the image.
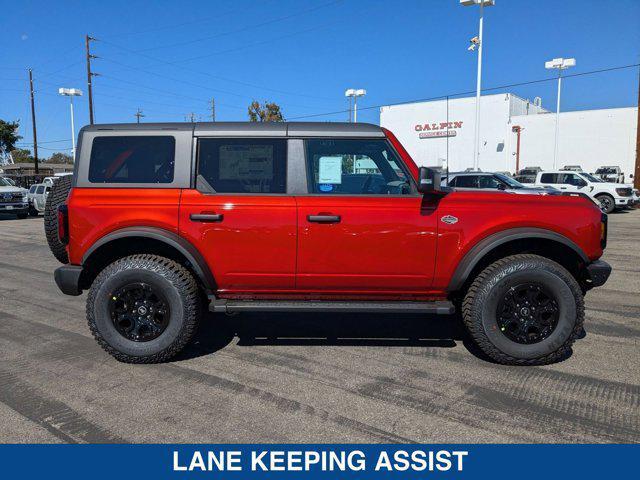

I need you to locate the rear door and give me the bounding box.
[295,138,437,294]
[179,136,297,293]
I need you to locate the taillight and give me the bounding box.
[600,213,608,249]
[58,204,69,245]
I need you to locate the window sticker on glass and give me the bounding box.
[318,156,343,184]
[219,145,274,181]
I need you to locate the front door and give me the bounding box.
[179,137,297,293]
[296,138,437,294]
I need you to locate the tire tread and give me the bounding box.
[86,254,201,363]
[462,254,584,366]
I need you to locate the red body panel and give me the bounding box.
[296,195,437,293]
[66,129,604,299]
[429,191,603,290]
[67,188,181,265]
[178,190,297,292]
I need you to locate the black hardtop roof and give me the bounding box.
[80,122,385,137]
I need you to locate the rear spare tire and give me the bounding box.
[462,254,584,365]
[44,176,72,263]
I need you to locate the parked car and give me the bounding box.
[561,165,583,172]
[533,170,634,213]
[594,166,625,184]
[27,183,50,215]
[515,167,542,184]
[0,176,29,218]
[48,122,611,366]
[444,171,557,195]
[514,175,535,184]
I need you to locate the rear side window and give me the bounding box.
[88,136,175,184]
[197,138,287,194]
[454,175,479,188]
[540,173,558,183]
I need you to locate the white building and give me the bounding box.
[380,93,638,180]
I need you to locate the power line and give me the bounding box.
[137,0,342,53]
[287,62,640,120]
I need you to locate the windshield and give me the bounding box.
[495,173,525,188]
[0,177,12,186]
[580,173,602,183]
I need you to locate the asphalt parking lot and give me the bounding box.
[0,211,638,444]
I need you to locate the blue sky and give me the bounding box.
[2,0,639,155]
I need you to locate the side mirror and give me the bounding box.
[417,167,442,194]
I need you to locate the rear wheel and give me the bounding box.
[44,176,73,263]
[462,254,584,365]
[87,254,201,363]
[595,193,615,214]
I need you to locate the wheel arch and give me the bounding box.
[448,228,589,293]
[81,227,216,293]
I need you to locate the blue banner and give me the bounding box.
[0,444,636,479]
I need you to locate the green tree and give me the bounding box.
[0,120,22,158]
[248,100,284,122]
[9,148,33,163]
[47,152,74,164]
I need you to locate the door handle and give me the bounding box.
[190,213,224,222]
[307,215,341,223]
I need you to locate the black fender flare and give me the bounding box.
[447,227,589,292]
[82,227,216,291]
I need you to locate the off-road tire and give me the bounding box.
[87,255,201,363]
[462,254,584,366]
[44,176,73,263]
[29,205,39,216]
[595,193,615,214]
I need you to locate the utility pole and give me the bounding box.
[28,68,39,174]
[210,98,216,121]
[85,35,97,124]
[635,65,640,190]
[135,108,145,123]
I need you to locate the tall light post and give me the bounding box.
[58,88,83,159]
[345,88,366,123]
[461,0,494,171]
[545,57,576,169]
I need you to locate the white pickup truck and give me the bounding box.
[533,170,634,213]
[0,177,29,218]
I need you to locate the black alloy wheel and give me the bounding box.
[109,282,170,342]
[496,283,560,344]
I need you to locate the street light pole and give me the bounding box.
[545,57,576,169]
[58,88,83,160]
[344,89,366,123]
[473,1,484,171]
[461,0,494,171]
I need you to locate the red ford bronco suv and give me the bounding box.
[47,122,611,365]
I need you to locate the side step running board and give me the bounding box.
[209,298,455,315]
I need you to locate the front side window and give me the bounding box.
[305,139,412,195]
[478,175,502,189]
[197,138,287,194]
[88,136,175,184]
[560,173,585,186]
[29,185,37,193]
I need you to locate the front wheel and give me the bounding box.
[462,254,584,365]
[596,194,615,214]
[87,254,202,363]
